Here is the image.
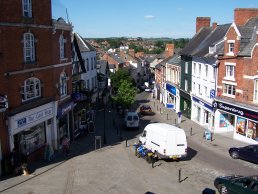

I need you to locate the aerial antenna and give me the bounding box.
[66,8,70,23]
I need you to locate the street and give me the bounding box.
[0,91,256,194]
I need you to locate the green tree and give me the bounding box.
[112,80,136,108]
[110,69,134,92]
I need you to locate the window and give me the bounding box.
[59,35,65,59]
[21,78,41,101]
[22,0,32,18]
[185,79,188,91]
[198,84,201,95]
[86,80,89,89]
[60,72,68,97]
[226,65,235,79]
[185,62,188,74]
[193,63,196,74]
[23,33,35,62]
[204,86,207,97]
[86,58,89,71]
[205,65,208,78]
[229,43,234,53]
[223,84,236,96]
[212,67,216,80]
[91,57,94,70]
[92,77,94,89]
[254,79,258,102]
[199,64,201,76]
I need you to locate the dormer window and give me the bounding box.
[22,0,32,18]
[209,46,216,54]
[227,40,235,56]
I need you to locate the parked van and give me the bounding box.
[139,123,187,160]
[124,112,140,129]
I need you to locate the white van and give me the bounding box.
[124,112,140,129]
[139,123,187,160]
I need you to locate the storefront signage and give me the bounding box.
[17,108,53,128]
[166,103,174,109]
[210,89,215,99]
[57,101,74,118]
[213,100,258,121]
[192,96,213,111]
[166,83,176,96]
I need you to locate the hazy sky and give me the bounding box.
[52,0,258,38]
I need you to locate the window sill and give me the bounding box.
[226,52,234,56]
[223,77,235,81]
[60,58,68,63]
[222,93,235,98]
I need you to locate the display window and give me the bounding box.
[236,117,247,136]
[247,121,258,141]
[19,122,46,154]
[219,113,228,128]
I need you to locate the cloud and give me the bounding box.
[144,15,155,19]
[176,7,183,12]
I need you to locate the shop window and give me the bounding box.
[247,121,258,141]
[23,33,35,63]
[21,77,41,102]
[236,117,247,136]
[19,122,46,155]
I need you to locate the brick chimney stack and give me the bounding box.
[234,8,258,26]
[165,44,174,58]
[212,22,218,30]
[129,49,135,57]
[196,17,210,33]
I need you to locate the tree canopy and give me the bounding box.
[110,69,134,92]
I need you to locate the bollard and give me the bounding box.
[178,168,181,183]
[154,101,155,107]
[157,106,158,111]
[210,133,213,142]
[175,118,177,124]
[125,138,128,147]
[167,113,168,120]
[190,127,193,136]
[160,108,161,114]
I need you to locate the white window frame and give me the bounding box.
[23,33,35,62]
[223,84,236,96]
[199,63,201,76]
[225,63,235,80]
[193,62,196,74]
[59,35,65,59]
[22,0,32,18]
[205,65,208,78]
[22,77,41,101]
[227,40,235,56]
[254,79,258,102]
[185,62,188,74]
[204,86,207,97]
[60,72,68,97]
[185,79,188,91]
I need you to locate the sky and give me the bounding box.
[52,0,258,39]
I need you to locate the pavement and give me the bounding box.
[0,93,249,193]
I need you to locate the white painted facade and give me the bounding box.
[190,57,216,131]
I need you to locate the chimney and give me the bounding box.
[165,44,174,58]
[129,49,135,57]
[212,22,217,30]
[196,17,210,33]
[234,8,258,26]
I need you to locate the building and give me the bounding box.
[0,0,72,175]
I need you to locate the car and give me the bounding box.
[140,104,153,115]
[214,175,258,194]
[229,145,258,164]
[124,112,139,129]
[144,87,152,92]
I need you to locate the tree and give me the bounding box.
[110,69,134,92]
[112,80,136,108]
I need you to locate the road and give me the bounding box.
[1,91,257,194]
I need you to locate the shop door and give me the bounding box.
[227,114,235,132]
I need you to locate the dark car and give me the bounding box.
[140,105,153,115]
[229,145,258,164]
[214,175,258,194]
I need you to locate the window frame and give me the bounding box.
[22,0,32,18]
[23,33,35,63]
[59,72,68,97]
[223,84,236,96]
[22,77,41,102]
[185,62,188,74]
[254,79,258,102]
[59,35,65,59]
[226,65,235,79]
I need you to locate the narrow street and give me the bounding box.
[0,92,255,194]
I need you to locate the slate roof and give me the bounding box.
[97,60,108,75]
[167,53,181,66]
[155,55,173,70]
[109,54,124,64]
[237,17,258,56]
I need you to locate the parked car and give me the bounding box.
[140,104,153,115]
[144,87,152,92]
[229,145,258,164]
[124,112,139,129]
[214,175,258,194]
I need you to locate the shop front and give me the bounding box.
[213,99,258,144]
[56,100,75,148]
[180,90,191,119]
[164,83,179,112]
[8,102,55,163]
[191,96,214,130]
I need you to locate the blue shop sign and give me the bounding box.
[192,96,213,111]
[166,103,174,109]
[210,89,215,99]
[57,101,74,119]
[166,83,176,95]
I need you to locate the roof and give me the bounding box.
[167,53,181,66]
[109,54,124,64]
[74,33,96,52]
[155,55,173,70]
[145,123,185,134]
[97,60,108,74]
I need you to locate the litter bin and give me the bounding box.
[204,130,211,140]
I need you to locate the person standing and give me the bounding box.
[10,148,20,175]
[62,135,70,155]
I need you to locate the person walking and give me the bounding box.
[62,135,70,156]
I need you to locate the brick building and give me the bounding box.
[0,0,72,175]
[214,8,258,144]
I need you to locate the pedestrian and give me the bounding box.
[177,111,182,124]
[10,148,20,175]
[44,144,54,161]
[62,135,70,155]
